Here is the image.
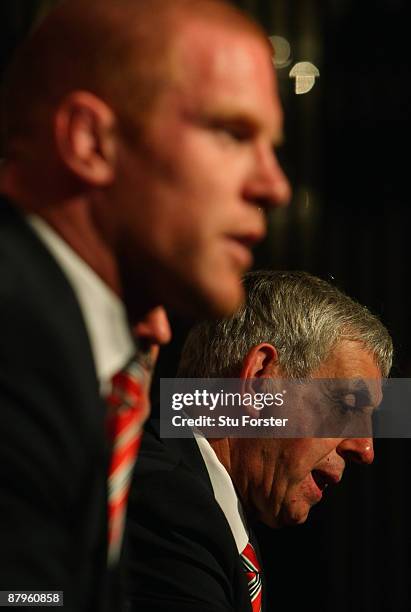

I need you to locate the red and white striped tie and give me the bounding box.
[106,359,150,565]
[241,542,262,612]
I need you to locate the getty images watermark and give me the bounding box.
[159,378,411,438]
[170,387,288,429]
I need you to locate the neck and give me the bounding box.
[208,438,232,475]
[0,160,121,296]
[42,201,123,296]
[0,159,160,322]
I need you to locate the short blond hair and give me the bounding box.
[2,0,269,152]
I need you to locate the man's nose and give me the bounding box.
[244,143,292,209]
[336,438,375,465]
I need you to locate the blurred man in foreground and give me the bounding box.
[124,271,392,611]
[0,0,290,608]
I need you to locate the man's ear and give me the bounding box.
[240,343,280,379]
[54,91,117,186]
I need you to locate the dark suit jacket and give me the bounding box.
[0,198,113,611]
[124,421,259,612]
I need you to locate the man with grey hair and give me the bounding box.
[124,270,392,612]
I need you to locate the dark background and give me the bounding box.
[1,1,410,610]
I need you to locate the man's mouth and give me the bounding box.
[311,469,342,494]
[225,231,265,270]
[234,226,266,248]
[225,237,253,270]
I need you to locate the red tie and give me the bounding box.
[241,542,262,612]
[106,359,150,565]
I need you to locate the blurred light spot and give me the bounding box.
[269,35,292,69]
[289,62,320,94]
[296,187,316,222]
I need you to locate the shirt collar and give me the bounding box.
[194,430,249,553]
[27,214,135,394]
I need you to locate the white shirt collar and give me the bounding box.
[194,431,249,553]
[27,215,135,394]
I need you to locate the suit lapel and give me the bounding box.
[0,197,98,386]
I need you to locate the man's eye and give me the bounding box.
[223,125,252,142]
[342,393,357,409]
[209,119,254,142]
[330,394,356,415]
[336,391,371,414]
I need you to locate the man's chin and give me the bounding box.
[186,276,245,319]
[279,504,311,527]
[154,261,246,318]
[208,275,245,318]
[258,504,310,529]
[208,290,244,319]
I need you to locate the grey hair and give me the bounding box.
[177,270,393,378]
